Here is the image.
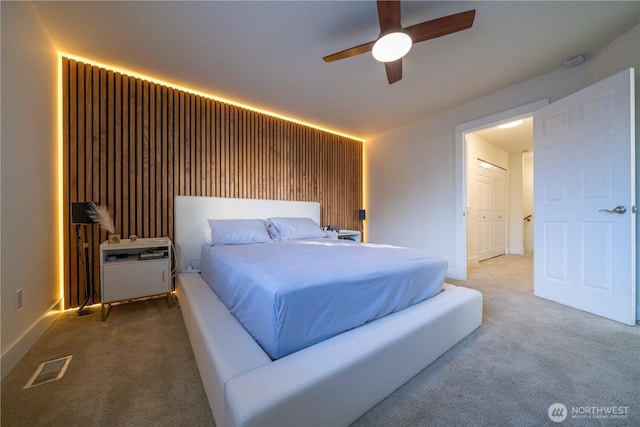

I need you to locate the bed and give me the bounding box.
[174,196,482,427]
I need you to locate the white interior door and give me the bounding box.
[475,159,506,261]
[533,68,636,325]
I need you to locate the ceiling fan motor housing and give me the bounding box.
[323,2,476,84]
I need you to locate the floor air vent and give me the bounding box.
[23,355,72,389]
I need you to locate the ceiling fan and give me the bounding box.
[323,1,476,84]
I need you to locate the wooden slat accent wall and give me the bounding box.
[61,57,363,308]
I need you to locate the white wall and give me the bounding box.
[522,153,534,253]
[1,2,61,378]
[365,24,640,320]
[506,151,534,256]
[507,152,524,255]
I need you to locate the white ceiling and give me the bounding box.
[472,117,533,154]
[33,1,639,140]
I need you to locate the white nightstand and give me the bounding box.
[100,237,172,320]
[337,230,362,242]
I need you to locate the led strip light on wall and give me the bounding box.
[59,53,364,142]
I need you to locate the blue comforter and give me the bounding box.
[200,239,446,359]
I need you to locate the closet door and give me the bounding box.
[475,159,506,262]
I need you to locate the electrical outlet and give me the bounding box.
[16,289,23,311]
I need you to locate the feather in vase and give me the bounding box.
[87,203,115,234]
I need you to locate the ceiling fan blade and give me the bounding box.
[405,9,476,44]
[385,59,402,84]
[323,40,376,63]
[377,0,402,33]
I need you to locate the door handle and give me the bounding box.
[599,205,626,214]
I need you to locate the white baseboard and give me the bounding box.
[467,256,479,265]
[508,248,525,255]
[1,298,62,380]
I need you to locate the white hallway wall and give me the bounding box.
[523,153,534,253]
[365,25,640,320]
[507,151,524,256]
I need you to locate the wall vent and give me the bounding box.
[23,355,72,389]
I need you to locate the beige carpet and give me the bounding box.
[2,255,639,426]
[1,297,215,426]
[351,254,640,426]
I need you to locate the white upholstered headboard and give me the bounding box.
[174,196,321,272]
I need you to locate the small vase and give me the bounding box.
[108,234,121,243]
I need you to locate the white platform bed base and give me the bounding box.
[174,196,483,427]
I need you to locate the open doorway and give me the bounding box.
[452,99,548,280]
[466,118,533,266]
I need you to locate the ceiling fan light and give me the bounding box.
[372,32,412,63]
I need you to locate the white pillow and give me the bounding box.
[207,219,272,246]
[267,217,327,240]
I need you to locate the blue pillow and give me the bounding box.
[207,219,272,246]
[267,217,327,240]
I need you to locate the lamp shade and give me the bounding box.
[71,202,95,224]
[372,32,412,63]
